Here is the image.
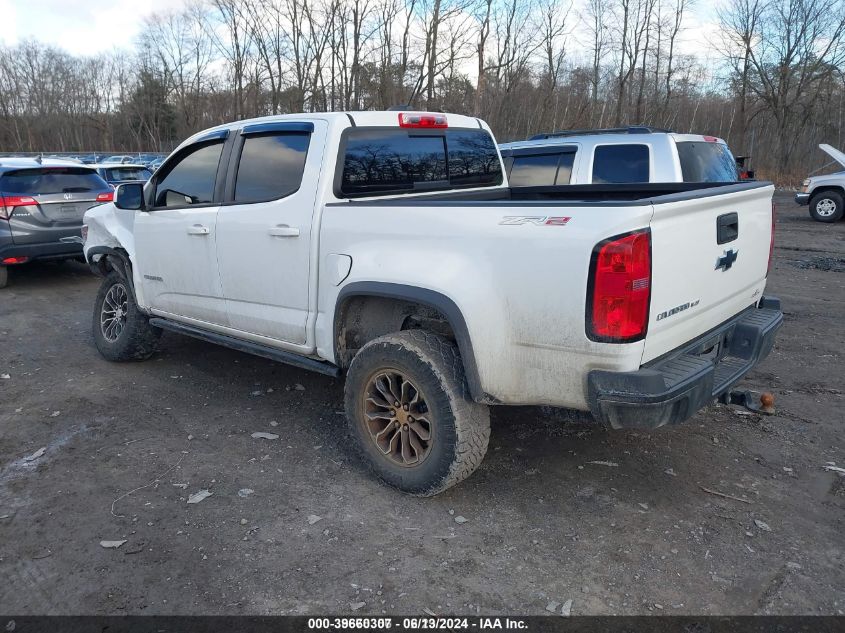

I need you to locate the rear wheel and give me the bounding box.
[92,271,161,361]
[0,266,7,289]
[344,330,490,496]
[809,191,844,222]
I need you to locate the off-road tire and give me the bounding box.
[344,329,490,496]
[92,271,161,361]
[809,191,844,223]
[0,266,7,289]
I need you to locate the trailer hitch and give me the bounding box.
[719,390,776,415]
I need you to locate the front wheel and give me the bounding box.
[344,330,490,496]
[809,191,844,222]
[92,272,161,361]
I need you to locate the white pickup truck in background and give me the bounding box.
[794,143,845,222]
[83,110,782,495]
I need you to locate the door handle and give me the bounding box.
[186,224,210,236]
[268,224,300,238]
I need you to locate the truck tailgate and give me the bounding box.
[643,183,774,363]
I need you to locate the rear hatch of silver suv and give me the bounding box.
[1,166,112,245]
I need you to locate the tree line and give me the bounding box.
[0,0,843,184]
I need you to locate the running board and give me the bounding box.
[148,318,341,378]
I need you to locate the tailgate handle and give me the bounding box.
[717,212,738,244]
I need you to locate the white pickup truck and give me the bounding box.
[83,111,782,495]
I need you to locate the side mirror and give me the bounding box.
[114,182,145,210]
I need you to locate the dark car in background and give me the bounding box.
[92,163,153,186]
[0,158,113,288]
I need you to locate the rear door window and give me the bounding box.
[676,141,738,182]
[234,133,310,203]
[1,168,108,194]
[592,144,650,183]
[154,141,224,207]
[339,128,501,197]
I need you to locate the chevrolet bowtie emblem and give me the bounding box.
[715,249,738,271]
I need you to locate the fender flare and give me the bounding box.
[334,282,486,403]
[86,246,145,312]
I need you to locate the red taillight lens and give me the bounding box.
[398,112,448,128]
[768,201,776,276]
[96,192,114,202]
[2,256,29,265]
[0,195,37,220]
[587,230,652,342]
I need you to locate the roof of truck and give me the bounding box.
[181,111,487,148]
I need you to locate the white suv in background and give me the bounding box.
[499,126,740,187]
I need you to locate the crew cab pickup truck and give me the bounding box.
[83,111,782,495]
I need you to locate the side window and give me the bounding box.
[592,144,650,184]
[154,141,224,207]
[509,154,559,187]
[234,132,310,203]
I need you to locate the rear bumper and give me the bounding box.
[0,239,83,264]
[587,297,783,429]
[794,192,810,205]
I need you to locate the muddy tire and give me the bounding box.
[0,266,7,289]
[809,191,844,223]
[92,272,161,361]
[344,329,490,496]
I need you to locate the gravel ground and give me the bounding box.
[0,191,842,615]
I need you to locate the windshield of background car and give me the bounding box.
[339,128,502,197]
[676,141,739,182]
[0,167,109,194]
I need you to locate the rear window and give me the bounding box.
[592,144,650,183]
[339,128,502,197]
[1,167,108,194]
[676,141,738,182]
[104,167,152,181]
[509,151,576,186]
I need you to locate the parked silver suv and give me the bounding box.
[0,158,113,288]
[499,126,740,186]
[795,144,845,223]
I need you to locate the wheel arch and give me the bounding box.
[810,185,845,200]
[86,246,146,312]
[333,282,485,403]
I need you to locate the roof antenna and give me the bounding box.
[35,153,42,164]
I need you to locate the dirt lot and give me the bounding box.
[0,192,843,616]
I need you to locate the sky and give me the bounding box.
[0,0,175,56]
[0,0,723,60]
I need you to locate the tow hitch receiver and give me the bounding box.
[721,389,776,415]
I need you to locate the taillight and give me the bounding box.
[587,230,652,342]
[2,256,29,264]
[0,195,37,220]
[398,112,448,128]
[96,191,114,202]
[768,202,776,276]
